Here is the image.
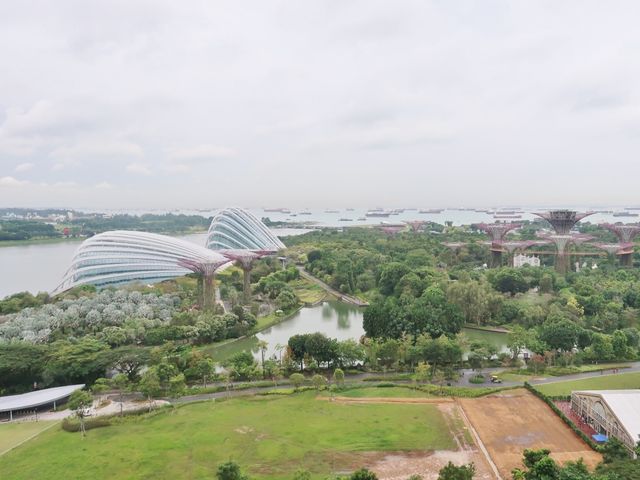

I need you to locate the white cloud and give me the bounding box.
[14,162,34,172]
[169,145,237,161]
[95,181,113,189]
[0,176,29,187]
[126,163,152,175]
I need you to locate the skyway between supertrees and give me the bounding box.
[474,222,521,267]
[533,210,594,273]
[601,223,640,266]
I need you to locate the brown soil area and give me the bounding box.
[458,389,602,479]
[309,398,497,479]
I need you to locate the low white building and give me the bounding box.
[513,254,540,268]
[570,390,640,451]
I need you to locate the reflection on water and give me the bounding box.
[237,301,509,361]
[255,300,365,359]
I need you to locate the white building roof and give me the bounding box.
[0,384,85,413]
[574,390,640,442]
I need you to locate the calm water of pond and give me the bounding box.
[208,300,509,362]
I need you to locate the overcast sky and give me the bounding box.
[1,1,640,210]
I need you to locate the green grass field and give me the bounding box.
[535,371,640,396]
[0,420,58,455]
[0,392,454,479]
[321,387,434,398]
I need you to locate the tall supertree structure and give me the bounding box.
[601,223,640,266]
[474,222,521,267]
[534,210,593,273]
[378,225,405,236]
[220,249,270,302]
[207,207,285,303]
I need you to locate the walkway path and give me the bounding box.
[296,266,369,306]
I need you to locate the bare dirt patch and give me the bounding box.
[458,389,601,479]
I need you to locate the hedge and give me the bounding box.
[524,382,601,452]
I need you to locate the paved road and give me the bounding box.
[171,362,640,404]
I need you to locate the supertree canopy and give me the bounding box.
[534,210,593,235]
[600,223,640,266]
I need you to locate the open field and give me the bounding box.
[0,421,58,455]
[321,387,436,398]
[535,371,640,396]
[458,389,601,479]
[0,392,458,480]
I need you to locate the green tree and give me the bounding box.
[489,268,529,295]
[194,357,216,388]
[216,461,248,480]
[67,389,93,437]
[333,368,345,388]
[289,372,305,390]
[111,373,130,415]
[138,368,162,411]
[350,468,378,480]
[311,374,327,390]
[507,325,530,361]
[437,461,475,480]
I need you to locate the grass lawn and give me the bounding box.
[0,421,58,455]
[535,371,640,397]
[321,387,435,398]
[290,279,326,304]
[0,392,454,480]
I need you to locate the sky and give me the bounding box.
[1,1,640,210]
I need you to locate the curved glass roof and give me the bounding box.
[206,207,285,252]
[54,231,230,294]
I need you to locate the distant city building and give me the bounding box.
[570,390,640,452]
[513,254,540,268]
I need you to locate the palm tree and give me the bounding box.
[257,340,269,378]
[275,343,285,365]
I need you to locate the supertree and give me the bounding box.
[601,223,640,266]
[474,222,521,267]
[533,210,593,273]
[378,225,405,236]
[500,240,535,266]
[405,220,427,233]
[220,249,271,303]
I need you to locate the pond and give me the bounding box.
[206,300,510,362]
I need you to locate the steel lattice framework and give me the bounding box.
[54,231,230,307]
[405,220,427,232]
[206,207,285,251]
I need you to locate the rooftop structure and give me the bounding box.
[206,207,285,251]
[55,231,229,308]
[206,208,286,301]
[377,225,405,236]
[0,384,84,421]
[571,390,640,451]
[474,222,521,267]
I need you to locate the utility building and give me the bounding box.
[570,390,640,452]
